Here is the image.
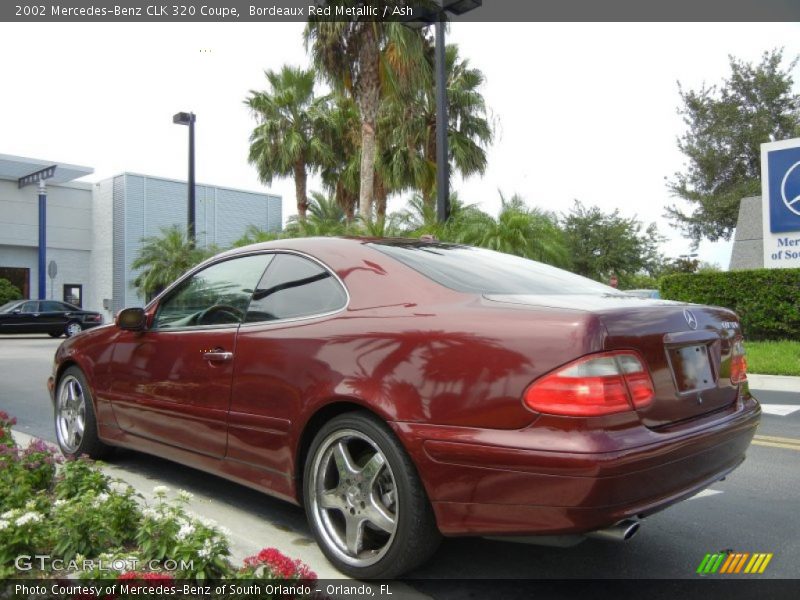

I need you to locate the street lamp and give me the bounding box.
[404,0,482,223]
[173,111,196,245]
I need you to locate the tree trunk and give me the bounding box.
[359,123,377,221]
[293,160,308,220]
[355,24,381,222]
[374,171,387,220]
[337,181,356,223]
[422,123,437,211]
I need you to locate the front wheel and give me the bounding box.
[304,412,440,579]
[55,366,110,459]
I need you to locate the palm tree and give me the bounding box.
[382,43,493,210]
[457,193,571,267]
[232,225,281,247]
[131,225,214,300]
[317,95,361,222]
[305,17,428,220]
[245,65,331,220]
[285,191,349,238]
[392,193,442,237]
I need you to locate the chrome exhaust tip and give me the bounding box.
[586,519,640,542]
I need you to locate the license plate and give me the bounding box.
[669,344,715,393]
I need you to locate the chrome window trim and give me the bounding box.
[145,249,349,333]
[239,250,350,328]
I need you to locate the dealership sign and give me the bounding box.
[761,138,800,268]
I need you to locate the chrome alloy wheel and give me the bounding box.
[65,322,83,337]
[56,375,86,453]
[309,429,399,567]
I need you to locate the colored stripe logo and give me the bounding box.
[696,552,773,574]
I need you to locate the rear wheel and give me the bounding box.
[54,366,110,459]
[304,412,440,579]
[65,321,83,337]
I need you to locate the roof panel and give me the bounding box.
[0,153,94,185]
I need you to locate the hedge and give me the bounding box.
[0,278,22,305]
[659,268,800,341]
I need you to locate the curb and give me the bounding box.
[748,374,800,394]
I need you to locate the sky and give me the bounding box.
[2,21,799,268]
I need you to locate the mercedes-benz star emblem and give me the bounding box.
[781,160,800,217]
[683,309,698,330]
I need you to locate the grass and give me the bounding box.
[745,340,800,377]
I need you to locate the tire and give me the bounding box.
[65,321,83,338]
[54,366,111,459]
[48,332,63,338]
[303,411,441,579]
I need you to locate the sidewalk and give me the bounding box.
[748,373,800,393]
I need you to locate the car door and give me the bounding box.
[108,253,272,457]
[10,301,42,333]
[226,252,349,474]
[39,301,70,333]
[0,301,26,332]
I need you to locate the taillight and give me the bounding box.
[730,337,747,385]
[523,351,655,416]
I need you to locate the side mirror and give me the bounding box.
[12,309,21,314]
[116,307,147,331]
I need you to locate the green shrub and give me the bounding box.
[0,278,22,305]
[660,268,800,340]
[0,410,316,583]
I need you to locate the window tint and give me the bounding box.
[20,301,39,313]
[245,254,347,323]
[370,242,617,295]
[153,254,272,329]
[41,301,66,312]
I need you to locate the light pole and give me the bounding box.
[173,111,196,245]
[405,0,482,223]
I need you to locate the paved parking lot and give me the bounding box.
[1,334,798,590]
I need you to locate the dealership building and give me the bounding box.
[0,153,282,319]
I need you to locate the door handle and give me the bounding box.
[203,351,233,362]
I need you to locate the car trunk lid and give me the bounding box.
[485,294,743,427]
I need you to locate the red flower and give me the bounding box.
[242,547,315,580]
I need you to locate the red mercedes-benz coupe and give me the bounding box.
[48,237,760,578]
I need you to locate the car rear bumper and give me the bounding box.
[391,394,760,536]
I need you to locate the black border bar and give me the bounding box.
[3,0,800,22]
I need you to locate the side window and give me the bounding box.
[20,301,39,313]
[153,254,272,329]
[246,254,347,323]
[41,301,65,312]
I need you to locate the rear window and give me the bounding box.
[370,242,617,295]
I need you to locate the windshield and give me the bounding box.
[370,242,619,295]
[0,301,22,313]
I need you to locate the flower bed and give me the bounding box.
[0,411,316,588]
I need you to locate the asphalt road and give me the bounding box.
[1,334,799,590]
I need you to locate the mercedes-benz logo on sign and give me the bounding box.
[684,309,698,330]
[781,160,800,217]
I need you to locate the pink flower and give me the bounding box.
[117,571,175,583]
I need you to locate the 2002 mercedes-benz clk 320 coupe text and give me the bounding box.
[48,237,760,578]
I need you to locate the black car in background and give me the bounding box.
[0,300,103,338]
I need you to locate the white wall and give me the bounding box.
[89,179,114,319]
[0,180,93,302]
